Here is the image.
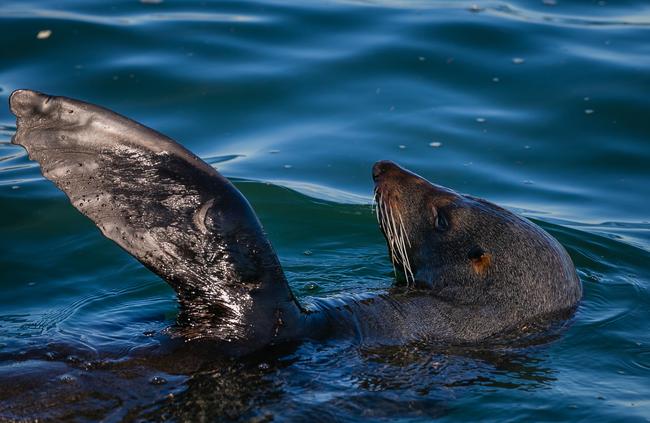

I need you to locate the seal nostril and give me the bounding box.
[372,160,396,181]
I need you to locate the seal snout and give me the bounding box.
[9,89,55,120]
[372,160,402,182]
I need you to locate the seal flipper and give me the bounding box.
[10,89,302,351]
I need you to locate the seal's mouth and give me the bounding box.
[372,160,417,286]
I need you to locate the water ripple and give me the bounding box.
[2,8,270,26]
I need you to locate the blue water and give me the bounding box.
[1,0,649,421]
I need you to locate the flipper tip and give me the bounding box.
[9,89,49,119]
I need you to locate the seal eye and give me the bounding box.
[434,212,449,231]
[467,245,485,260]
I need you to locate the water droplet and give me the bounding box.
[11,185,19,190]
[283,164,292,169]
[306,283,320,291]
[429,141,442,148]
[59,374,76,384]
[143,330,156,337]
[524,145,531,150]
[542,0,556,5]
[36,30,52,40]
[398,145,406,149]
[584,109,594,115]
[150,376,167,385]
[418,56,426,62]
[583,97,590,101]
[66,355,80,364]
[512,57,525,65]
[476,117,486,123]
[258,362,270,370]
[492,77,500,82]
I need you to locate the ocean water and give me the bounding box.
[0,0,649,421]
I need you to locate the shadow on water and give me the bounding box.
[0,331,564,422]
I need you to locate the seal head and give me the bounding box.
[373,160,582,320]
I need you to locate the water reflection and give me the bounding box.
[0,335,560,421]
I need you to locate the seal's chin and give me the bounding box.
[413,276,435,290]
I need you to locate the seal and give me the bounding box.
[9,89,582,354]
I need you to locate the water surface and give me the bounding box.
[0,0,649,421]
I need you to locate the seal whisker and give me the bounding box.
[395,210,413,285]
[375,191,414,287]
[374,191,381,225]
[387,201,413,287]
[397,212,412,248]
[395,221,412,285]
[378,196,397,268]
[378,196,400,281]
[387,212,401,282]
[396,211,414,284]
[383,201,398,264]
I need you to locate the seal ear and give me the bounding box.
[468,245,491,275]
[9,89,302,349]
[430,205,449,232]
[433,208,449,231]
